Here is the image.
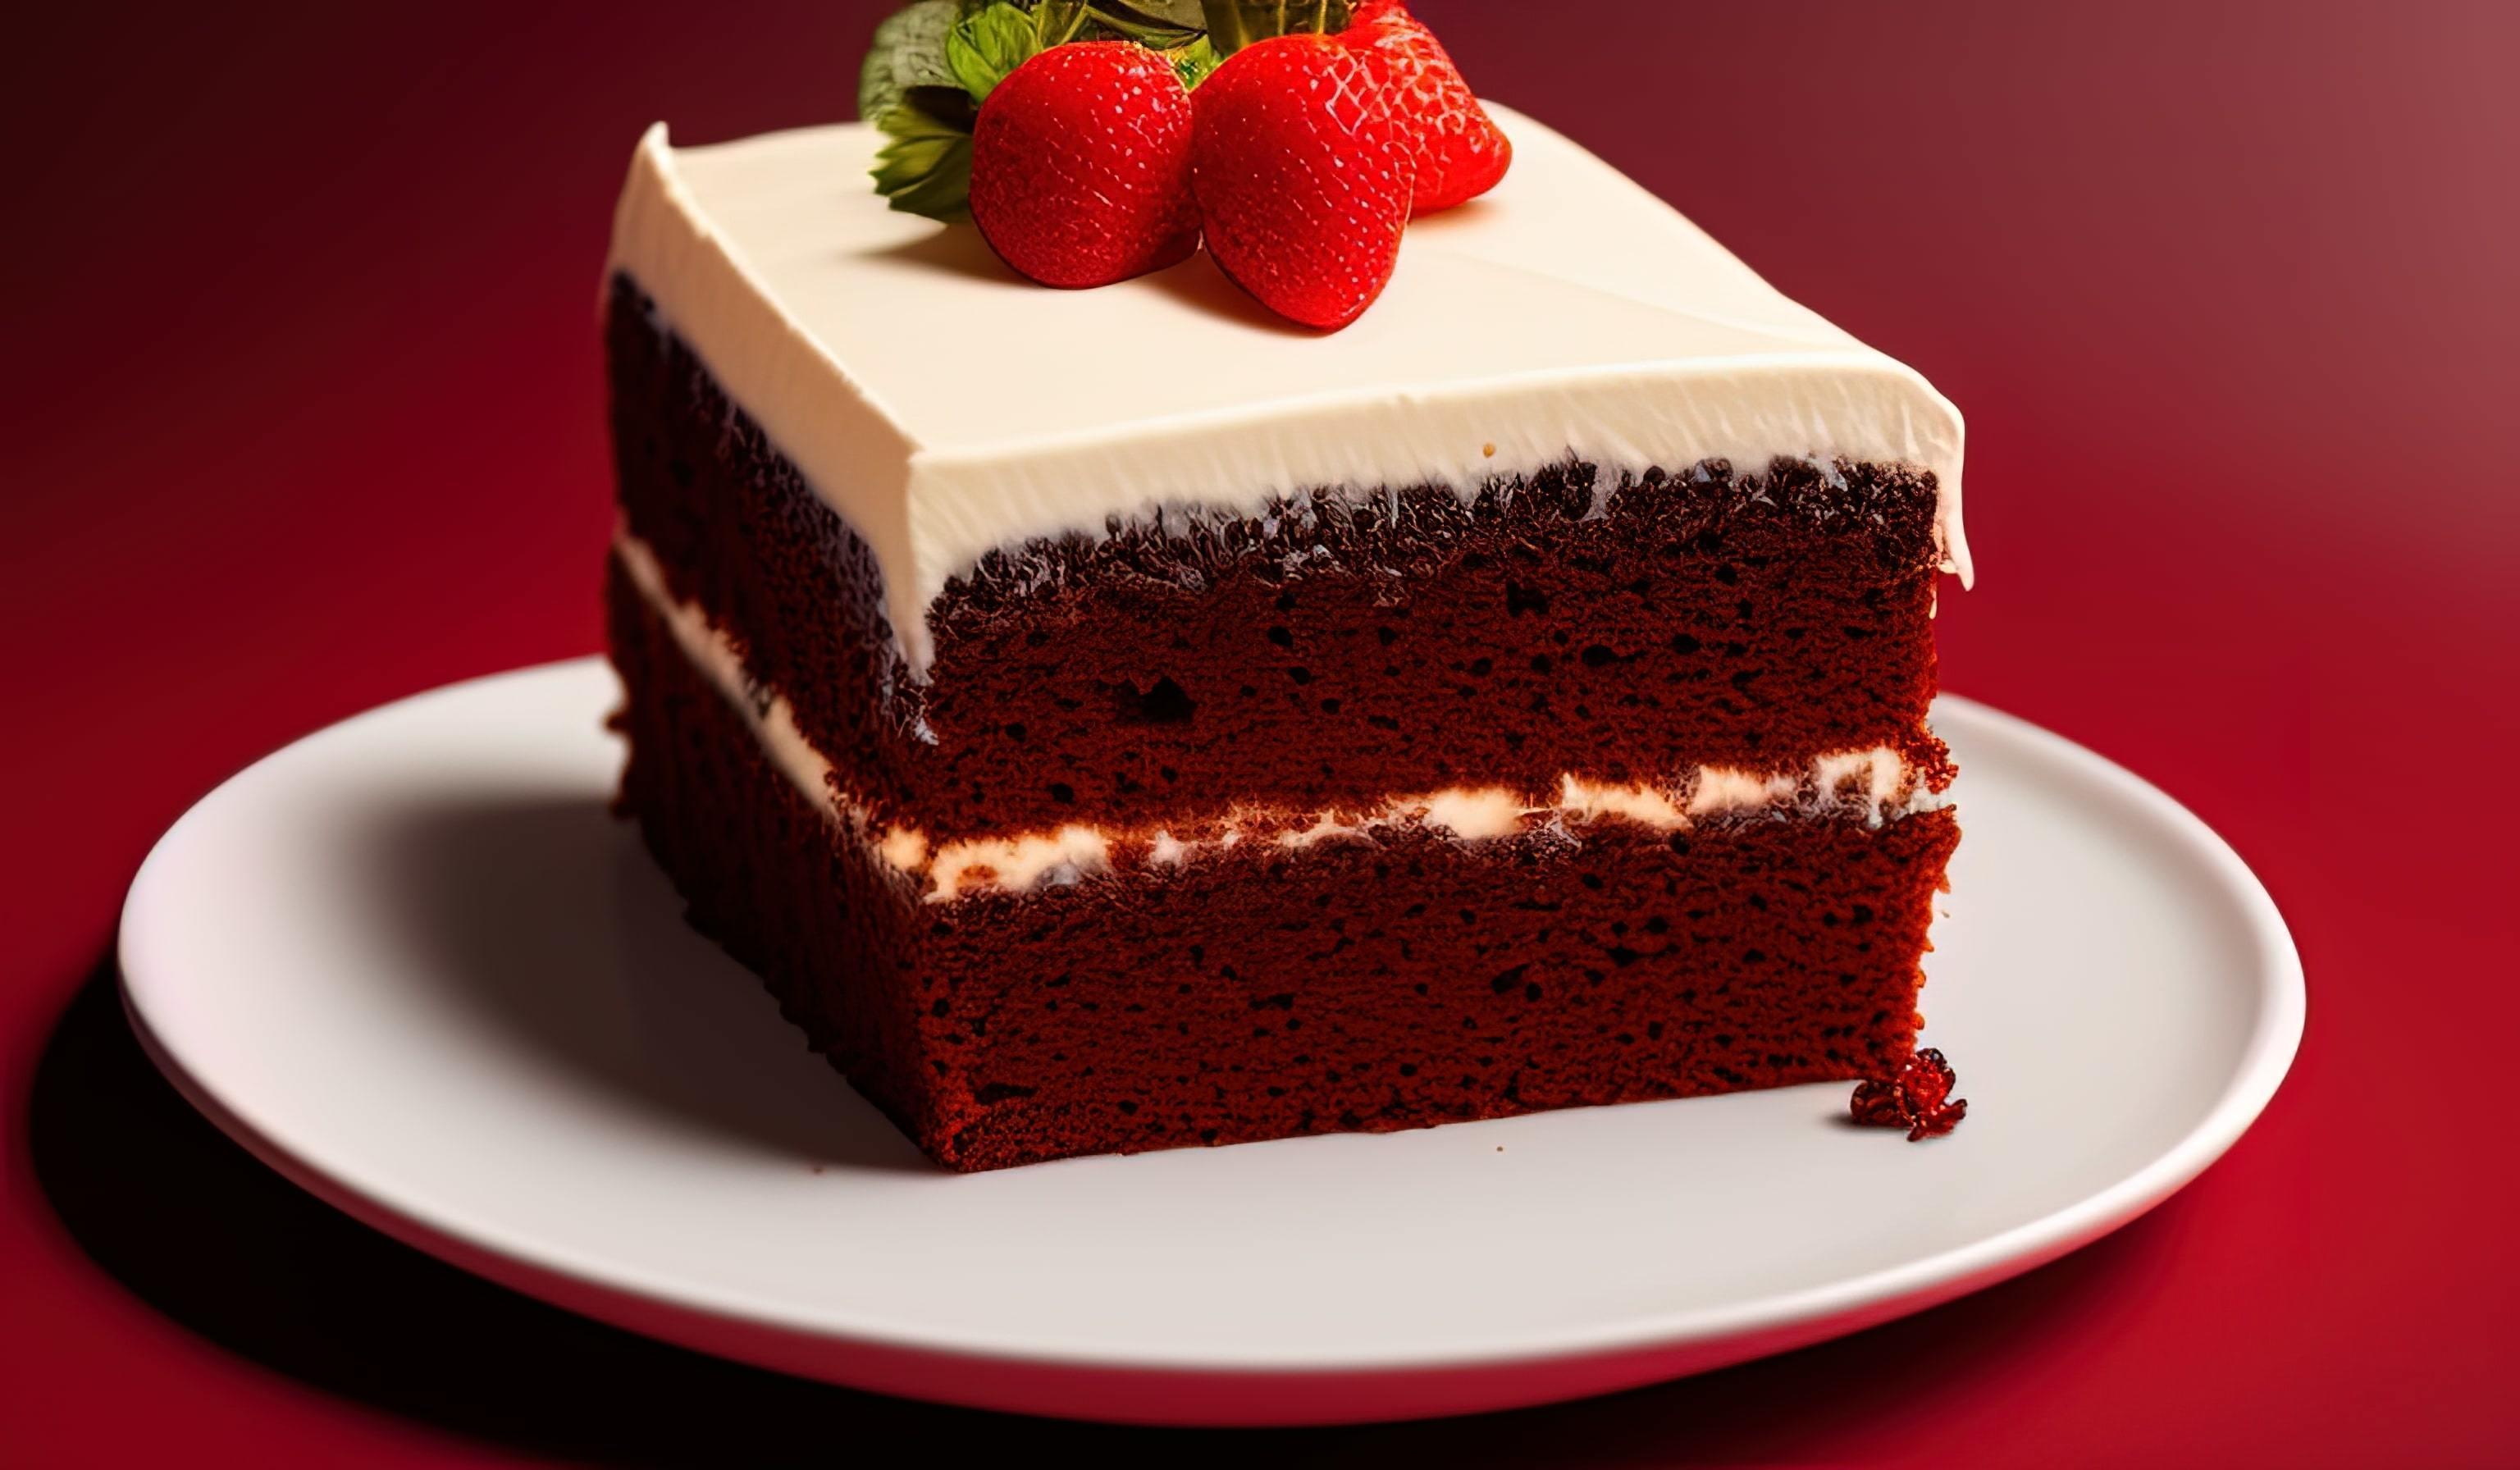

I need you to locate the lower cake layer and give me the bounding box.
[610,564,1959,1172]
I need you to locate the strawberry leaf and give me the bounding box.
[1198,1,1349,55]
[944,2,1048,103]
[1085,2,1208,47]
[870,85,979,222]
[1034,1,1095,42]
[857,0,965,120]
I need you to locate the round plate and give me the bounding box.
[120,660,2302,1427]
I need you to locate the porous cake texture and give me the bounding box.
[602,110,1970,1170]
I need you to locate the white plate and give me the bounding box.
[121,660,2301,1427]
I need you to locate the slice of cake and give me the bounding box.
[604,54,1969,1170]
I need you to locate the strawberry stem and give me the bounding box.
[1198,1,1349,54]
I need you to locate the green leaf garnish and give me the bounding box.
[1086,1,1208,47]
[856,0,964,121]
[944,2,1052,103]
[1035,2,1097,41]
[1198,1,1349,55]
[870,85,980,221]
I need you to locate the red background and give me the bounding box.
[7,1,2516,1463]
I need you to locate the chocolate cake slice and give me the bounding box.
[601,108,1971,1171]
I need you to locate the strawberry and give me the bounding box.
[968,42,1201,289]
[1342,0,1512,215]
[1192,34,1415,330]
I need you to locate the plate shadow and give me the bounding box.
[358,790,929,1173]
[30,943,2177,1463]
[857,225,1024,285]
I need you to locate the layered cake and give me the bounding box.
[605,9,1970,1170]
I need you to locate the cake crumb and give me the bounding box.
[1850,1047,1967,1140]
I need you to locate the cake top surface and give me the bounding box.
[609,106,1967,672]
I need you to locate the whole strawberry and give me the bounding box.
[1193,34,1415,331]
[1342,0,1512,215]
[969,42,1200,289]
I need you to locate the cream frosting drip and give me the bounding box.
[614,533,1944,905]
[605,109,1969,677]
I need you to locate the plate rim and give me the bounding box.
[116,659,2307,1383]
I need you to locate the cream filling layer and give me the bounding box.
[614,532,1943,904]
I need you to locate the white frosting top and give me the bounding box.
[607,107,1969,674]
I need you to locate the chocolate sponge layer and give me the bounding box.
[611,563,1958,1171]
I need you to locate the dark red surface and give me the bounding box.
[6,0,2515,1462]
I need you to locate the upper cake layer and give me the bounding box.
[607,107,1968,674]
